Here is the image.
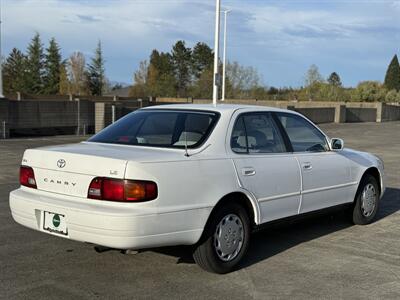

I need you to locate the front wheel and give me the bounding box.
[352,175,380,225]
[193,203,251,274]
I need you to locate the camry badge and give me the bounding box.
[57,159,66,168]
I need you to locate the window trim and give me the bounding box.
[230,111,291,155]
[273,111,330,153]
[88,109,221,150]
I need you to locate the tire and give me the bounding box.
[352,174,380,225]
[193,203,251,274]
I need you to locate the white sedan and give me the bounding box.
[9,104,385,273]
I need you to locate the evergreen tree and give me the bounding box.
[86,41,105,96]
[43,38,62,94]
[192,68,213,99]
[191,42,213,79]
[26,33,45,94]
[147,50,176,97]
[384,55,400,91]
[327,72,342,87]
[171,41,192,97]
[3,48,28,94]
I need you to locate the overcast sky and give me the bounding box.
[2,0,400,87]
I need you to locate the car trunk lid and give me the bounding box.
[22,144,128,198]
[21,142,185,198]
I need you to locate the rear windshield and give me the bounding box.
[88,110,220,149]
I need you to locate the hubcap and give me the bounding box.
[214,214,244,262]
[361,183,377,217]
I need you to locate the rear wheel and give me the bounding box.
[352,175,379,225]
[193,203,251,274]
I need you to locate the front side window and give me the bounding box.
[231,113,287,154]
[89,110,219,149]
[276,113,329,152]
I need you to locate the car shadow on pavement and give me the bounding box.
[152,187,400,270]
[375,187,400,221]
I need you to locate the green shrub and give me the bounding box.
[351,81,387,102]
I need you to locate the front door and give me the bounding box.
[275,112,353,213]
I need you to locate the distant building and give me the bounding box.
[104,86,131,97]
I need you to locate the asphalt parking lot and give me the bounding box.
[1,122,399,299]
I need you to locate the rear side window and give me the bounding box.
[89,110,219,149]
[231,117,247,153]
[276,113,328,152]
[231,113,287,154]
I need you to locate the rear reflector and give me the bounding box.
[88,177,157,202]
[20,166,37,189]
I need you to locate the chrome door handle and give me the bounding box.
[242,168,256,176]
[302,163,312,170]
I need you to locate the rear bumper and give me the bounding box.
[9,188,209,249]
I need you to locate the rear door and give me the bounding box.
[274,112,353,213]
[230,111,301,223]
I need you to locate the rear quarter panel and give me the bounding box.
[125,157,245,244]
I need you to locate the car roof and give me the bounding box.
[141,103,293,114]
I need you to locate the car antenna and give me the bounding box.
[184,131,189,157]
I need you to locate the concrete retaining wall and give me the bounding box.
[382,104,400,122]
[157,98,400,124]
[294,107,335,124]
[346,108,377,123]
[2,99,94,137]
[94,100,146,133]
[2,97,399,139]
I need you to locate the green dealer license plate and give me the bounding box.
[43,211,68,236]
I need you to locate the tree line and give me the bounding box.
[2,33,107,96]
[130,41,400,102]
[294,55,400,102]
[3,34,400,102]
[129,40,262,99]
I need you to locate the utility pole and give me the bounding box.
[221,9,231,102]
[0,0,4,98]
[212,0,221,106]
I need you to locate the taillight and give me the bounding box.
[88,178,102,199]
[88,177,157,202]
[103,179,124,201]
[20,166,37,189]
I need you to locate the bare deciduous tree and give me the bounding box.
[129,60,149,97]
[134,60,149,86]
[68,52,86,95]
[304,64,324,101]
[226,61,261,99]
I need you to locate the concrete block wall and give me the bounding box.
[0,99,10,138]
[94,100,142,133]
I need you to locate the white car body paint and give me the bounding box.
[9,104,386,250]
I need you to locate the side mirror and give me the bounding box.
[331,138,344,151]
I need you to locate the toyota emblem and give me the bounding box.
[57,159,66,168]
